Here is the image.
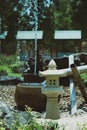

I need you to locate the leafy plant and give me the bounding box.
[5,106,61,130]
[0,55,16,65]
[0,54,22,77]
[81,73,87,80]
[0,120,8,130]
[82,123,87,130]
[10,62,24,73]
[77,122,87,130]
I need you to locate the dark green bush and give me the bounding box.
[0,70,8,76]
[11,62,24,73]
[0,55,16,65]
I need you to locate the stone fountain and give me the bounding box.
[15,82,46,112]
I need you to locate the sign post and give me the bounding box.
[16,31,43,75]
[54,30,81,115]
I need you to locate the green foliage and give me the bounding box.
[0,120,7,130]
[5,106,59,130]
[1,107,87,130]
[41,0,76,54]
[53,0,73,29]
[71,0,87,38]
[0,55,16,65]
[11,61,24,73]
[77,122,87,130]
[0,70,8,76]
[0,65,21,77]
[81,73,87,80]
[0,54,22,77]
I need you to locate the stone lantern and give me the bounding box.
[39,59,87,119]
[39,59,65,119]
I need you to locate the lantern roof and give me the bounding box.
[39,59,67,77]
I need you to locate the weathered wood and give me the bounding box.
[70,64,87,102]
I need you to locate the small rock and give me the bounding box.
[0,101,12,118]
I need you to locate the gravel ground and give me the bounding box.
[0,85,86,109]
[0,85,16,108]
[0,85,87,130]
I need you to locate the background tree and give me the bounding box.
[72,0,87,39]
[0,0,20,54]
[41,0,74,56]
[0,0,86,55]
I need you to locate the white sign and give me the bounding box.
[16,31,43,40]
[0,31,8,39]
[54,30,81,39]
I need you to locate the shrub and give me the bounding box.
[0,120,7,130]
[0,55,16,65]
[5,106,60,130]
[0,70,8,76]
[10,62,24,73]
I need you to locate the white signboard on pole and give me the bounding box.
[54,30,81,39]
[16,30,43,75]
[16,31,43,40]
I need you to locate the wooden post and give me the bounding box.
[69,55,77,115]
[70,64,87,102]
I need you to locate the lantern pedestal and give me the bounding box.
[42,87,64,119]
